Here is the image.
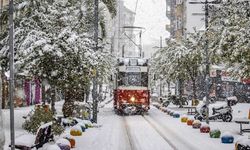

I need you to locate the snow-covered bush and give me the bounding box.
[22,107,64,135]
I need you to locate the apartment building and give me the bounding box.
[166,0,204,40]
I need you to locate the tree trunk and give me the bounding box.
[1,71,6,109]
[98,83,103,102]
[51,86,56,114]
[178,79,184,108]
[192,78,197,100]
[167,81,171,95]
[85,85,90,103]
[41,82,46,104]
[62,89,75,117]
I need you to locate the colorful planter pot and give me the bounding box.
[170,111,174,116]
[210,129,221,138]
[81,125,86,132]
[70,126,83,136]
[57,144,71,150]
[192,120,201,129]
[166,110,171,115]
[64,137,76,148]
[162,107,168,112]
[200,125,210,133]
[56,138,71,150]
[181,116,188,123]
[173,113,180,118]
[221,135,234,144]
[187,119,194,126]
[160,106,164,111]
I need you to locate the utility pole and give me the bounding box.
[118,0,121,57]
[189,0,221,124]
[92,0,99,123]
[0,0,3,31]
[9,0,15,149]
[204,0,210,125]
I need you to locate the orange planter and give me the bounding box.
[69,138,76,148]
[187,119,194,126]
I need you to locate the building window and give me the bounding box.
[176,0,183,5]
[176,17,182,29]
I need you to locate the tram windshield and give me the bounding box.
[118,72,148,87]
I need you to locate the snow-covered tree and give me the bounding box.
[151,32,203,100]
[0,0,116,116]
[208,1,250,78]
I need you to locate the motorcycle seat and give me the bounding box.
[212,106,224,111]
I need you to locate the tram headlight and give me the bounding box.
[130,96,136,102]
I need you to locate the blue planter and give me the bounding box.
[173,113,180,118]
[221,135,234,144]
[80,125,86,132]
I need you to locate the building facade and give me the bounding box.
[0,0,8,9]
[166,0,204,40]
[111,0,135,58]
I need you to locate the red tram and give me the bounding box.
[113,58,150,115]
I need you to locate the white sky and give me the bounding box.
[123,0,169,57]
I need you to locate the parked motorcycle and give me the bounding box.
[162,95,188,107]
[194,96,237,122]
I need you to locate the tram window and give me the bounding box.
[118,72,148,87]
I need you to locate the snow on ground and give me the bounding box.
[3,105,35,150]
[148,108,233,150]
[3,99,250,150]
[125,116,173,150]
[71,108,131,150]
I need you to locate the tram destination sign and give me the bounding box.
[126,66,141,72]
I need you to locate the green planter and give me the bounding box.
[210,129,221,138]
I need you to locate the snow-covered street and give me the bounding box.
[4,100,250,150]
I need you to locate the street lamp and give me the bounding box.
[189,0,221,124]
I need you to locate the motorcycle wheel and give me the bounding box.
[222,113,232,122]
